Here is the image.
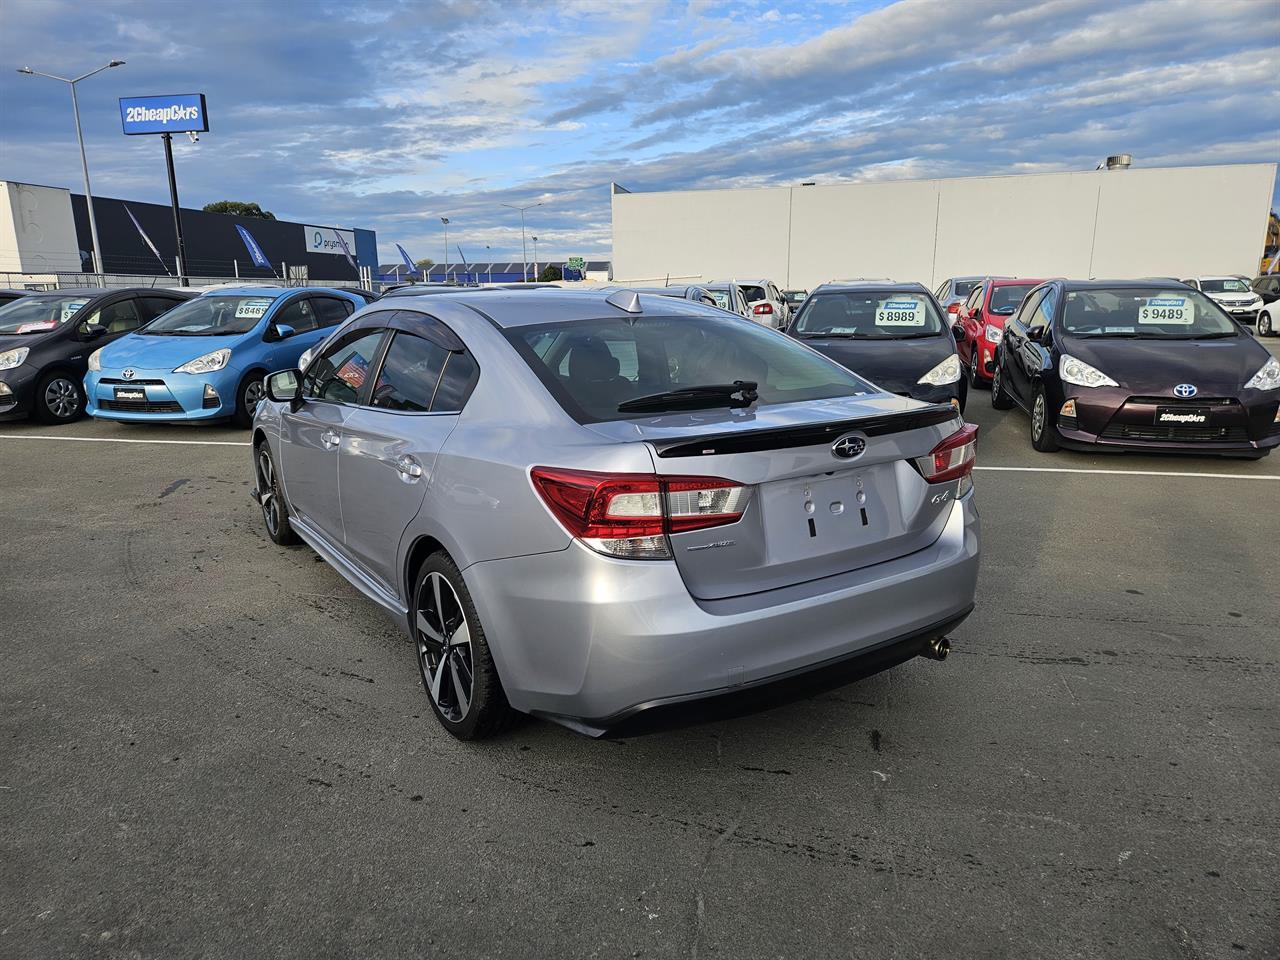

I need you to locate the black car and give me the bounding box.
[992,279,1280,458]
[0,287,192,422]
[0,289,32,308]
[786,281,965,410]
[1251,274,1280,305]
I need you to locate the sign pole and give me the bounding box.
[161,132,188,284]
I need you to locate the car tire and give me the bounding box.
[413,552,516,741]
[1259,310,1274,337]
[990,355,1014,410]
[233,372,267,429]
[254,440,300,546]
[968,351,988,390]
[1030,385,1060,452]
[34,372,85,423]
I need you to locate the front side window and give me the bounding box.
[0,295,91,334]
[303,331,385,403]
[84,299,141,334]
[509,313,872,423]
[141,295,281,336]
[1060,288,1239,339]
[273,299,319,334]
[792,291,945,338]
[370,332,448,412]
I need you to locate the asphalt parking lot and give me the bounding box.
[2,344,1278,959]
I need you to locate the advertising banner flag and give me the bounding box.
[235,224,272,270]
[124,205,171,275]
[395,243,416,270]
[334,229,358,272]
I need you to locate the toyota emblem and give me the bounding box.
[832,435,866,459]
[122,368,135,380]
[1173,383,1197,398]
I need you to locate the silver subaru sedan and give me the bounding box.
[251,289,980,740]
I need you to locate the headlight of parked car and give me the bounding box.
[174,348,231,375]
[297,347,314,372]
[0,347,30,371]
[87,348,104,372]
[984,324,1002,343]
[1244,356,1280,391]
[1059,353,1118,388]
[917,354,960,386]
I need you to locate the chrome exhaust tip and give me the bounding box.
[922,637,950,661]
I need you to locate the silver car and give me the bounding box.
[251,289,981,740]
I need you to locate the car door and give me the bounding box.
[1000,287,1046,406]
[280,326,389,550]
[1013,287,1056,402]
[955,284,984,365]
[338,313,479,592]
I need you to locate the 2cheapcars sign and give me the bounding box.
[119,94,209,135]
[305,226,357,256]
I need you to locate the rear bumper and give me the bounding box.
[459,490,980,727]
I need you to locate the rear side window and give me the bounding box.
[432,352,479,412]
[370,332,448,412]
[508,313,872,424]
[313,297,354,328]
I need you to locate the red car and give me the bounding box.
[953,278,1046,387]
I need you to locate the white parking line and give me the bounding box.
[975,465,1279,481]
[0,433,249,447]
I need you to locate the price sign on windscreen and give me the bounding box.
[1138,296,1194,325]
[875,298,925,326]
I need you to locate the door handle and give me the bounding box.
[321,429,340,449]
[396,455,423,480]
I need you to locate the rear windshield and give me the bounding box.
[1061,288,1238,338]
[987,284,1036,316]
[951,280,977,298]
[508,313,874,423]
[141,295,280,336]
[792,291,945,338]
[740,285,767,303]
[1199,278,1250,294]
[0,295,91,334]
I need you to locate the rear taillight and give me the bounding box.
[915,423,979,489]
[947,302,960,315]
[530,467,750,559]
[752,303,773,315]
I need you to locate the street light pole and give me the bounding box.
[485,245,492,284]
[501,201,543,281]
[440,216,450,283]
[18,60,125,277]
[532,236,539,280]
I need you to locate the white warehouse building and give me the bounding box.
[610,162,1277,292]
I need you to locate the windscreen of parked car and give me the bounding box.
[740,285,767,304]
[791,291,946,339]
[987,284,1037,316]
[1199,278,1250,294]
[1061,288,1238,338]
[509,313,874,423]
[707,290,734,311]
[140,295,280,336]
[0,294,91,334]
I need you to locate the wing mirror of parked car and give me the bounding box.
[80,323,108,340]
[266,369,302,408]
[1027,326,1046,343]
[265,322,296,342]
[951,323,964,341]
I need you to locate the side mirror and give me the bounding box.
[266,323,296,342]
[265,369,301,404]
[1027,326,1045,343]
[951,324,964,341]
[81,323,108,340]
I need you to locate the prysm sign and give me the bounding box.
[119,94,209,135]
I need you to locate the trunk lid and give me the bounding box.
[587,396,962,600]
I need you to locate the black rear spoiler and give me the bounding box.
[651,405,958,458]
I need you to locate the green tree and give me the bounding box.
[203,200,276,220]
[415,258,435,267]
[538,265,562,282]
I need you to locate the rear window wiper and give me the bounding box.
[617,381,759,413]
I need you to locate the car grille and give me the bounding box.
[99,398,184,413]
[1127,397,1236,406]
[100,377,166,385]
[1100,423,1249,442]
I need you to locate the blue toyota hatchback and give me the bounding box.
[86,287,364,427]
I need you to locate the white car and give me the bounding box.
[734,279,789,328]
[1181,276,1264,326]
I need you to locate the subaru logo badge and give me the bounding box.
[122,368,135,380]
[832,435,866,459]
[1173,383,1197,398]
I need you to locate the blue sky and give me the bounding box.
[1,0,1276,266]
